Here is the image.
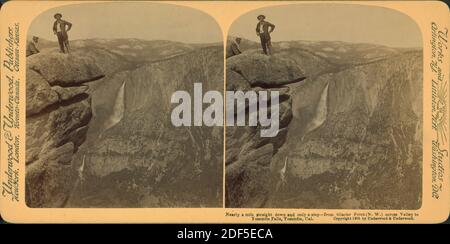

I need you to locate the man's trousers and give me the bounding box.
[56,31,69,53]
[259,33,271,55]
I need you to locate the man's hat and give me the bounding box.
[54,13,62,18]
[257,15,266,20]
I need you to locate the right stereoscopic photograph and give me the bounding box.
[225,4,423,209]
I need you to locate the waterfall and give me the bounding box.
[78,155,86,184]
[102,80,126,134]
[305,82,329,134]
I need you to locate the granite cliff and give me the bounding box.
[226,39,422,209]
[225,50,306,207]
[25,39,223,207]
[67,46,224,207]
[26,52,103,207]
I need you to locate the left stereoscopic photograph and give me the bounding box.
[25,2,224,208]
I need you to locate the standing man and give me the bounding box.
[53,13,72,53]
[256,15,275,55]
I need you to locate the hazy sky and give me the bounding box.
[28,2,222,43]
[229,4,422,48]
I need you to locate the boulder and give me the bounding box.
[227,50,306,87]
[52,85,89,102]
[27,52,104,86]
[225,49,305,207]
[26,142,77,208]
[26,69,59,116]
[26,51,103,207]
[226,144,273,208]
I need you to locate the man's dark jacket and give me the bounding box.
[256,21,275,38]
[53,20,72,34]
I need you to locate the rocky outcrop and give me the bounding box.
[225,51,306,207]
[26,52,104,207]
[27,52,104,86]
[25,38,224,208]
[228,50,306,87]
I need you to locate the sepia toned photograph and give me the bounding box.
[1,0,448,225]
[24,2,224,208]
[225,4,423,209]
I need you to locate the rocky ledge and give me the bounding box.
[25,52,104,207]
[225,51,306,207]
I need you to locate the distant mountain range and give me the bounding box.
[29,36,221,64]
